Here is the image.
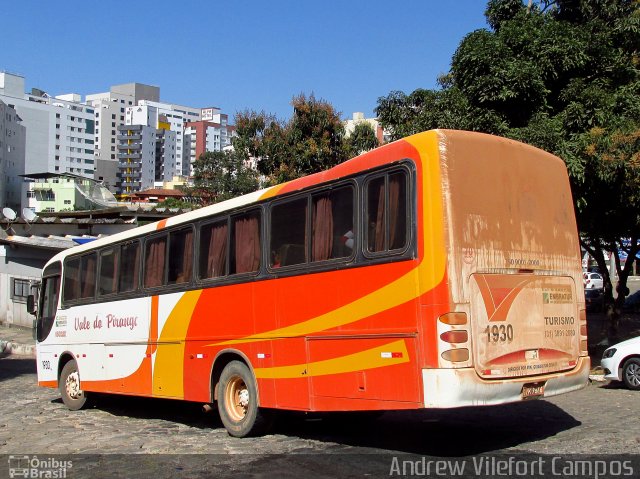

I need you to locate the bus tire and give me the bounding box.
[217,360,273,437]
[59,360,89,410]
[622,358,640,391]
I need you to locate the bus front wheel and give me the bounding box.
[59,360,89,410]
[217,360,272,437]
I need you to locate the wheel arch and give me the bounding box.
[209,349,259,404]
[619,354,640,372]
[57,352,77,381]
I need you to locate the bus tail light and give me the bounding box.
[579,308,588,355]
[441,349,469,362]
[438,312,471,367]
[440,330,468,344]
[439,312,467,325]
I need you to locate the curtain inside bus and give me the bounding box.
[234,214,260,274]
[207,222,228,278]
[312,195,333,261]
[145,237,166,287]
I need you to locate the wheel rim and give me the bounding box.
[65,370,83,400]
[626,363,640,387]
[224,375,250,422]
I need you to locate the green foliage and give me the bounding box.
[345,121,380,156]
[156,197,195,210]
[376,0,640,329]
[189,150,259,206]
[234,94,348,185]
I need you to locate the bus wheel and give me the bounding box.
[217,360,273,437]
[59,360,88,410]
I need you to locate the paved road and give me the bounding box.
[1,357,639,478]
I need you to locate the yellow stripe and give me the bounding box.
[215,131,446,346]
[259,183,290,200]
[254,339,409,379]
[153,290,202,398]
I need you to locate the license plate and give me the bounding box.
[522,382,545,399]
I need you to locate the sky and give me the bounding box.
[1,1,489,121]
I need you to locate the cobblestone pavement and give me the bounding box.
[1,357,639,477]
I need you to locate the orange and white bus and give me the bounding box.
[32,130,589,437]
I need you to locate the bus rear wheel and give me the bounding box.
[59,360,89,410]
[217,360,273,437]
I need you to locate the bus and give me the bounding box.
[31,130,589,437]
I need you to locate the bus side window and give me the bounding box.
[79,253,97,299]
[311,184,355,261]
[365,170,408,254]
[168,227,194,284]
[63,257,81,303]
[99,248,118,296]
[63,253,96,303]
[230,210,261,275]
[144,236,167,288]
[270,198,307,268]
[119,241,140,293]
[199,219,228,279]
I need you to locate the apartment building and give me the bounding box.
[85,83,160,192]
[183,107,234,175]
[116,124,176,195]
[0,72,95,210]
[0,99,26,210]
[126,100,200,178]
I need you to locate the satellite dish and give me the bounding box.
[22,208,38,222]
[2,207,16,221]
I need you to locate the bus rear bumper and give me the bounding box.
[421,356,590,408]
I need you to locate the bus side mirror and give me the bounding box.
[27,295,36,315]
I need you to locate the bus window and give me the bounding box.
[270,198,307,268]
[168,227,193,284]
[63,253,97,302]
[389,171,408,251]
[199,219,228,279]
[63,257,81,303]
[98,248,118,296]
[119,241,140,293]
[144,236,167,288]
[79,253,97,299]
[37,275,60,342]
[311,184,355,261]
[230,210,261,275]
[366,170,408,254]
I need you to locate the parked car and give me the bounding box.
[601,336,640,390]
[584,288,604,312]
[583,272,604,289]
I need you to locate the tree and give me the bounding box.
[234,94,347,185]
[156,197,196,210]
[375,0,640,337]
[189,150,259,206]
[345,121,380,157]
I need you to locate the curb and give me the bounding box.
[0,340,36,358]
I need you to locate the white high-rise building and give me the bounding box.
[0,72,95,209]
[85,83,159,192]
[0,99,26,210]
[126,100,200,178]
